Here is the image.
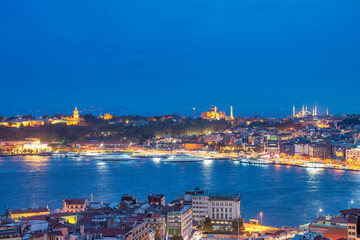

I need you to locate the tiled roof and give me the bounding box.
[89,228,129,237]
[64,198,87,205]
[340,208,360,215]
[11,207,49,215]
[47,231,63,237]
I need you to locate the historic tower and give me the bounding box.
[193,105,195,119]
[73,106,79,120]
[230,104,234,120]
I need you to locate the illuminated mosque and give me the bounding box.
[293,104,329,118]
[200,105,234,121]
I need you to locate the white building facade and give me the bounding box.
[191,193,241,223]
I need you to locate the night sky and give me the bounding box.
[1,1,359,117]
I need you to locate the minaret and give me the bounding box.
[193,105,195,119]
[214,105,218,120]
[306,104,308,112]
[315,105,317,116]
[302,104,305,113]
[312,107,315,116]
[293,105,296,117]
[326,107,329,116]
[230,104,234,120]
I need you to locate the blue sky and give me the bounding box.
[1,0,359,117]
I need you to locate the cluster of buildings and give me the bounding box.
[309,208,360,240]
[0,107,82,128]
[2,104,360,165]
[0,190,244,240]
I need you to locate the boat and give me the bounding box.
[53,152,80,157]
[305,162,325,168]
[96,154,138,162]
[81,151,102,156]
[162,154,203,163]
[131,153,170,159]
[239,158,269,165]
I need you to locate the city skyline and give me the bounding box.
[0,103,340,119]
[1,0,360,115]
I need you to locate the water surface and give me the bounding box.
[0,155,359,227]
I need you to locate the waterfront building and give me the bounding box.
[10,207,50,221]
[182,143,204,150]
[280,142,295,156]
[148,194,165,206]
[167,205,192,240]
[62,198,88,213]
[265,141,280,155]
[346,147,360,163]
[311,144,332,159]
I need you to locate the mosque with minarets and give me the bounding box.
[293,104,329,118]
[199,105,234,121]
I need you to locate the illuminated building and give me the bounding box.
[346,147,360,163]
[191,192,241,224]
[10,207,50,221]
[230,104,234,120]
[193,105,195,119]
[100,113,114,120]
[146,213,166,240]
[293,104,314,118]
[201,106,226,120]
[62,198,88,213]
[23,142,51,152]
[148,193,165,206]
[183,143,204,150]
[55,106,82,125]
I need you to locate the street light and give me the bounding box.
[317,208,323,218]
[260,212,263,231]
[349,200,354,209]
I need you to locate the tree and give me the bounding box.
[203,216,212,233]
[232,218,244,234]
[170,235,183,240]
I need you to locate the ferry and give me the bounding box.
[305,162,325,168]
[239,158,269,165]
[96,154,138,162]
[81,151,102,156]
[53,152,80,158]
[162,153,203,163]
[131,153,170,159]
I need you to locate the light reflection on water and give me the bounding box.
[0,156,359,227]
